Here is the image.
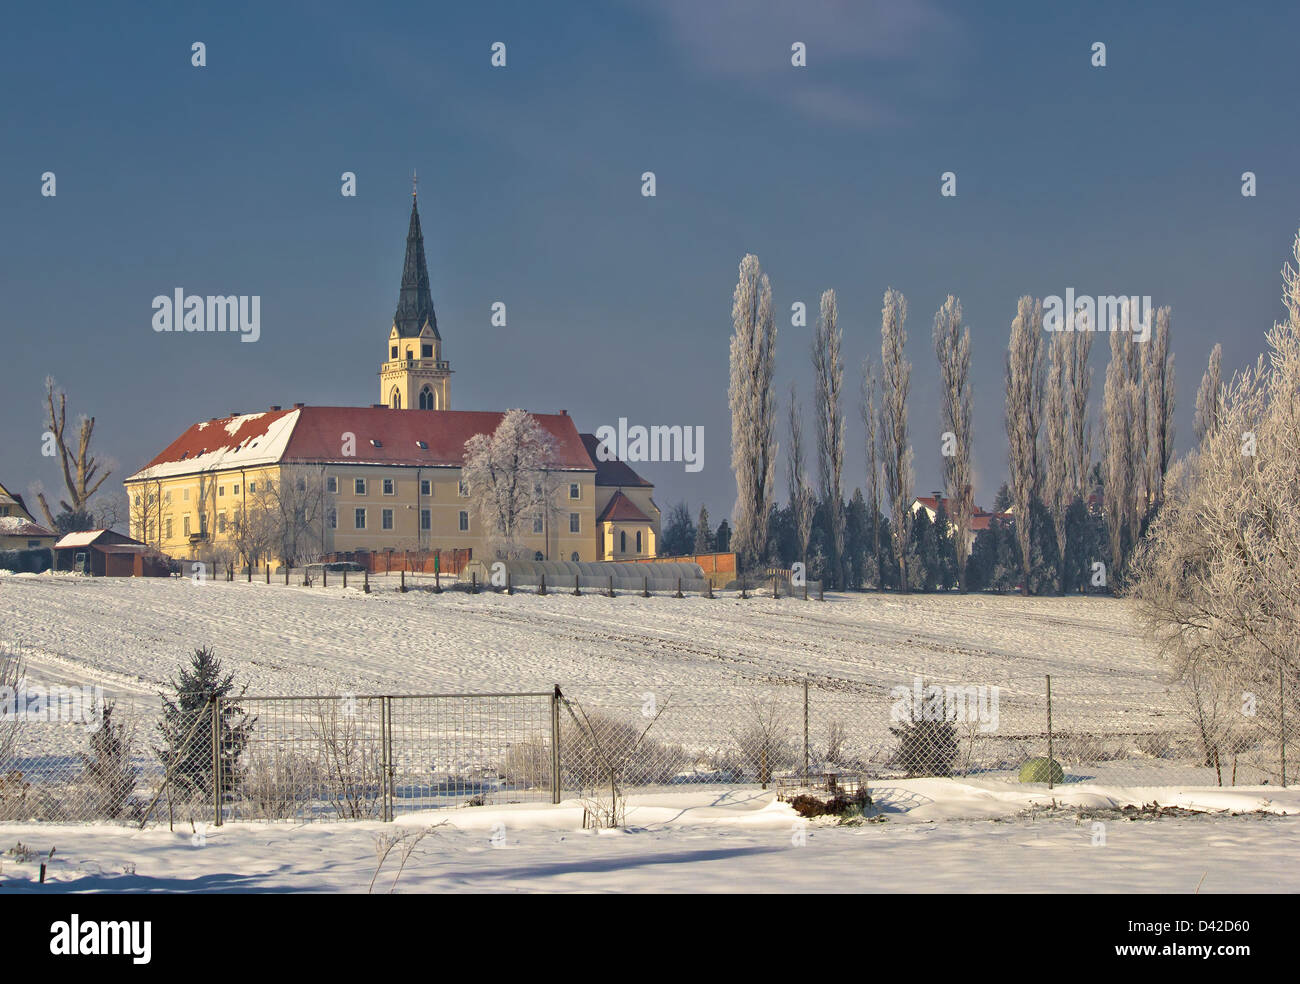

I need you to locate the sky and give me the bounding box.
[3,0,1299,524]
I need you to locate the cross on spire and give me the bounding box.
[412,169,418,199]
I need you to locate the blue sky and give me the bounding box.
[3,0,1298,521]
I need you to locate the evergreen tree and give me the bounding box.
[932,498,959,591]
[844,489,869,590]
[993,481,1013,513]
[660,502,696,556]
[157,647,252,802]
[910,507,940,592]
[81,700,138,820]
[714,519,731,553]
[693,505,715,554]
[53,508,96,535]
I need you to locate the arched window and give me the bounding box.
[570,551,579,562]
[534,551,544,561]
[620,531,627,553]
[389,387,401,410]
[636,531,642,553]
[419,386,435,410]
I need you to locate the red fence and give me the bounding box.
[322,548,472,576]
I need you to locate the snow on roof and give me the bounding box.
[0,516,55,537]
[53,530,110,548]
[127,409,300,482]
[129,407,599,480]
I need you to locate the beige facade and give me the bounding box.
[380,323,452,410]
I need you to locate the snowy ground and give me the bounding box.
[1,782,1296,893]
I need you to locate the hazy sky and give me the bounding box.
[3,0,1298,522]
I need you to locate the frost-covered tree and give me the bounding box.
[786,384,814,576]
[462,409,558,560]
[694,505,715,554]
[812,289,846,589]
[860,358,881,584]
[932,295,973,591]
[728,254,778,570]
[880,288,913,592]
[1101,306,1141,582]
[1043,331,1070,593]
[1066,310,1094,499]
[1144,306,1176,507]
[1005,296,1044,594]
[1132,231,1300,779]
[1193,342,1223,446]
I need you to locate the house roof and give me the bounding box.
[911,495,1012,532]
[597,491,653,525]
[129,407,598,481]
[579,434,653,488]
[54,529,144,550]
[0,516,55,538]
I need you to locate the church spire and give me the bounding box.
[393,187,439,339]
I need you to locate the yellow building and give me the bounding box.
[125,189,659,567]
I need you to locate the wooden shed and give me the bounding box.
[53,530,171,577]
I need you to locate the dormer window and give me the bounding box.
[416,440,428,450]
[370,439,383,448]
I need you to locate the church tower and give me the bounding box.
[379,180,452,410]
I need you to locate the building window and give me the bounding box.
[183,516,191,536]
[534,551,544,561]
[620,531,626,553]
[217,514,227,533]
[355,478,366,495]
[199,514,208,534]
[419,387,435,410]
[327,476,338,494]
[355,508,366,530]
[636,531,642,552]
[533,516,543,534]
[391,345,398,358]
[164,490,172,503]
[458,480,469,497]
[231,485,238,496]
[248,482,256,493]
[420,509,431,531]
[421,344,433,358]
[182,488,189,501]
[382,478,395,495]
[569,483,580,500]
[382,509,394,530]
[569,513,580,534]
[420,479,431,496]
[570,551,580,562]
[165,518,173,539]
[328,509,337,530]
[218,487,224,497]
[458,511,469,532]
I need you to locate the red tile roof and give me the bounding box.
[132,407,597,477]
[597,491,653,524]
[579,434,653,487]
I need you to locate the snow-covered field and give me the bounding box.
[1,782,1296,893]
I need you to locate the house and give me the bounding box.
[53,530,170,577]
[125,187,659,566]
[0,480,56,550]
[909,491,1012,553]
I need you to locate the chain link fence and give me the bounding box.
[2,670,1295,827]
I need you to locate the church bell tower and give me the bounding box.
[379,176,452,410]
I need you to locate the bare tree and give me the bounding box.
[128,484,162,550]
[1144,306,1176,507]
[271,466,329,566]
[463,409,558,560]
[1193,342,1223,446]
[1043,331,1070,593]
[879,289,913,592]
[786,385,814,577]
[728,254,778,570]
[0,648,25,765]
[228,478,280,570]
[38,377,113,525]
[1005,296,1044,594]
[933,295,973,591]
[812,289,846,589]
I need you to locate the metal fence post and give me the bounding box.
[212,696,222,827]
[381,696,394,822]
[551,686,562,804]
[1046,674,1054,790]
[803,679,810,781]
[1280,658,1288,787]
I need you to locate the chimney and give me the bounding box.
[293,402,305,409]
[560,409,568,416]
[372,403,384,409]
[229,410,242,417]
[269,405,282,411]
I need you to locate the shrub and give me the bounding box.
[80,701,139,820]
[889,715,958,777]
[1018,756,1065,784]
